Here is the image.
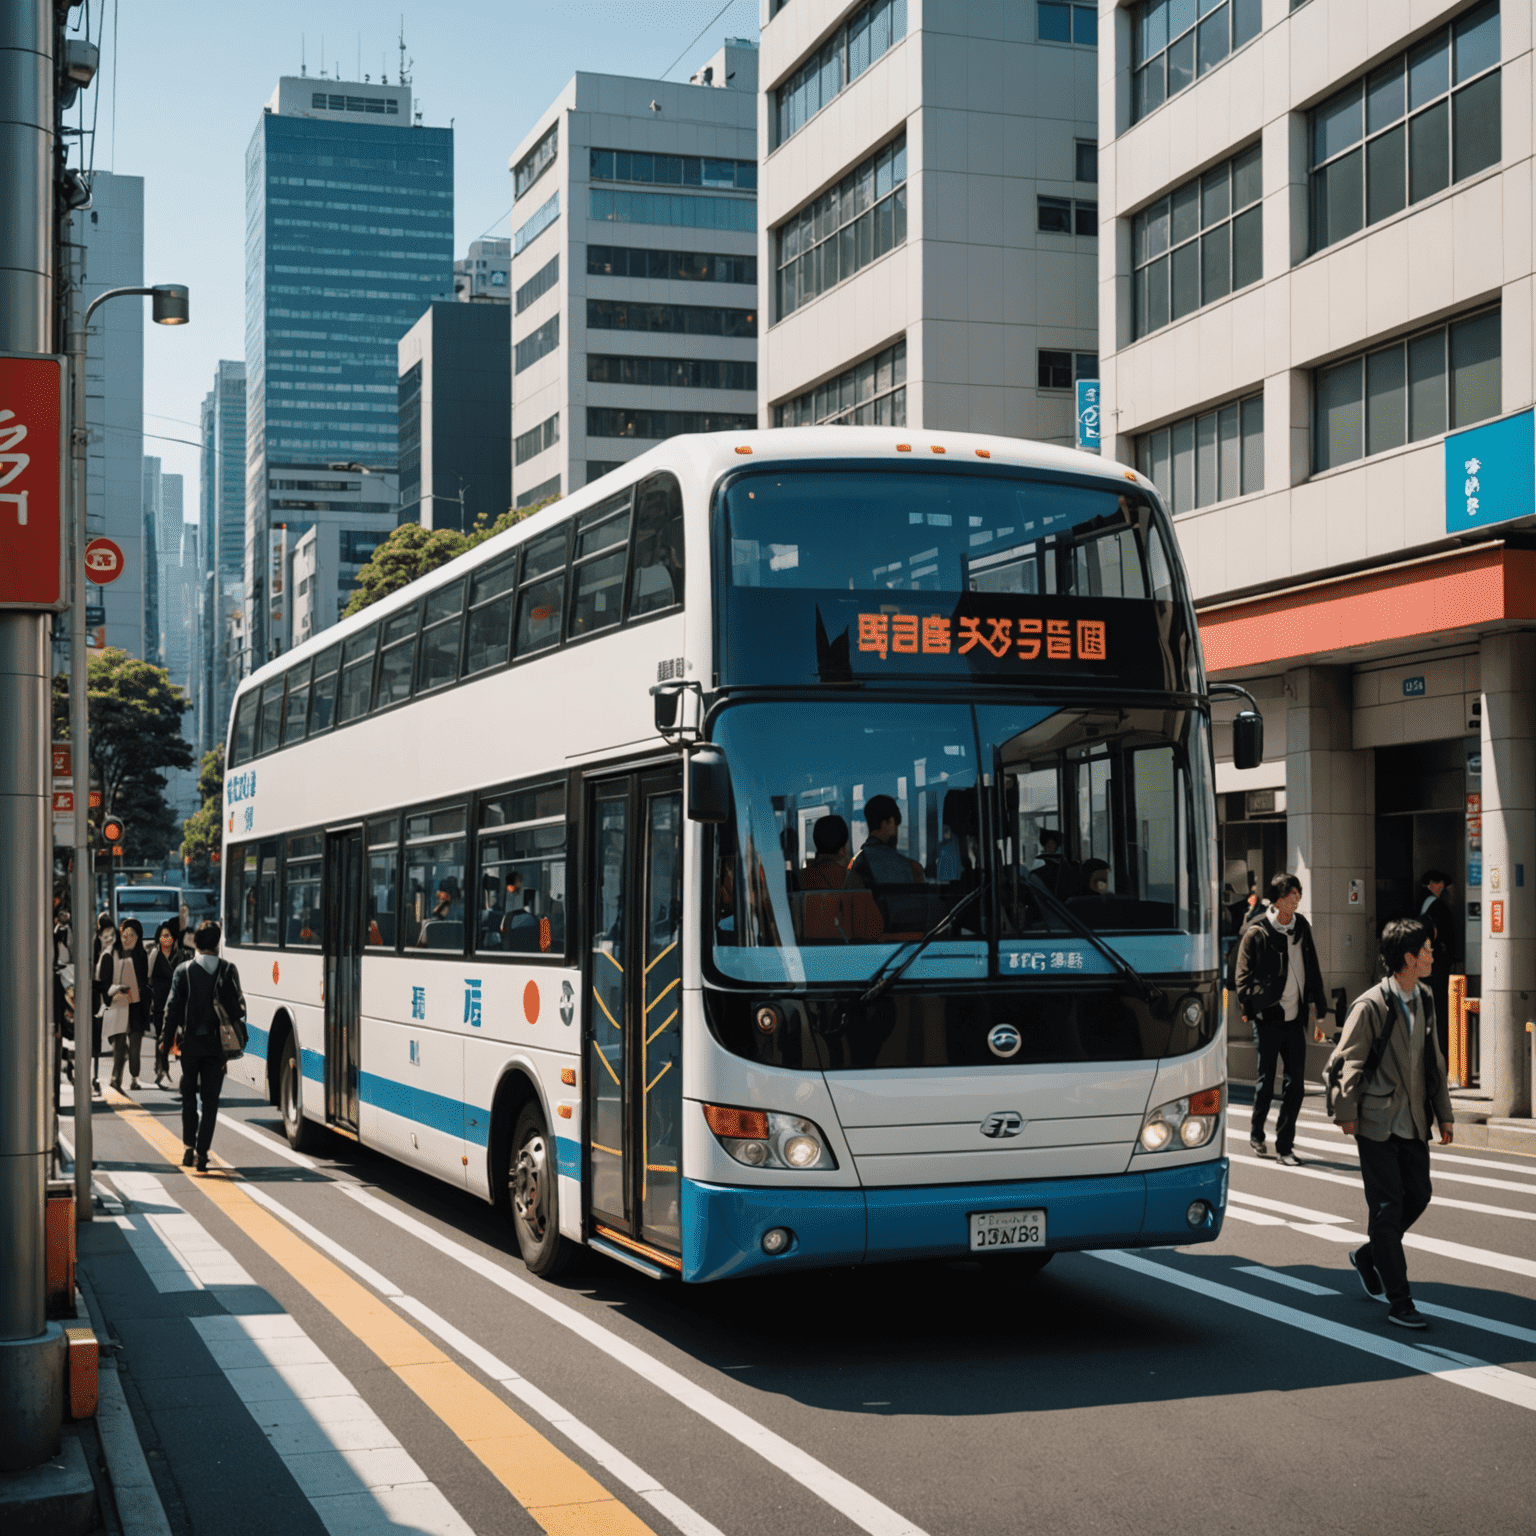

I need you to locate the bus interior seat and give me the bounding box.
[417,919,463,950]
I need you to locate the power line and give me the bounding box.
[658,0,736,82]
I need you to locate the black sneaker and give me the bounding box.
[195,1153,208,1173]
[1249,1136,1267,1155]
[1276,1150,1302,1167]
[181,1148,195,1167]
[1387,1303,1428,1330]
[1348,1248,1385,1301]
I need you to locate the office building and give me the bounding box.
[199,360,246,752]
[398,301,512,530]
[69,172,145,656]
[244,73,454,662]
[142,456,163,662]
[454,236,512,301]
[757,2,1099,439]
[1098,0,1531,1116]
[507,41,759,507]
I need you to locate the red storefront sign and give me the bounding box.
[0,354,66,610]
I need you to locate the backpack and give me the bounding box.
[1322,982,1400,1118]
[1223,902,1265,993]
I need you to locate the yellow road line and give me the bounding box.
[104,1092,656,1536]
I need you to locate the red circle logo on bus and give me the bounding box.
[523,981,540,1024]
[84,537,125,584]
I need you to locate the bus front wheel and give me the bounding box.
[280,1045,319,1153]
[508,1103,571,1278]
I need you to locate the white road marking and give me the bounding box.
[1090,1250,1536,1413]
[1403,1232,1536,1282]
[1224,1206,1285,1226]
[235,1182,729,1536]
[1226,1190,1350,1223]
[1293,1111,1536,1171]
[1233,1130,1536,1195]
[109,1170,256,1293]
[1414,1302,1536,1347]
[1233,1265,1338,1297]
[222,1111,933,1536]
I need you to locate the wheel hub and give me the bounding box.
[512,1133,548,1239]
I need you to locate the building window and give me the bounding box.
[1309,1,1499,256]
[339,530,384,565]
[1038,196,1097,236]
[772,338,906,427]
[515,475,561,509]
[515,192,559,255]
[514,123,558,202]
[586,246,756,285]
[589,149,756,191]
[587,299,756,337]
[514,412,560,466]
[1037,351,1098,390]
[514,315,560,373]
[1133,145,1261,340]
[1137,394,1264,513]
[774,135,907,324]
[588,355,757,391]
[397,362,422,507]
[515,255,559,314]
[588,189,756,233]
[1075,141,1098,182]
[587,408,756,440]
[772,0,907,148]
[1038,3,1096,45]
[310,92,400,115]
[1315,308,1500,473]
[1131,0,1262,123]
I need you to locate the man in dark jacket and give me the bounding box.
[1235,873,1328,1164]
[161,920,245,1172]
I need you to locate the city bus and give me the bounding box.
[219,426,1245,1283]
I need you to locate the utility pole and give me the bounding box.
[0,0,67,1472]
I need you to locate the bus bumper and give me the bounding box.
[679,1158,1227,1283]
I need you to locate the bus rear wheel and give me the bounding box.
[508,1103,570,1278]
[280,1044,319,1153]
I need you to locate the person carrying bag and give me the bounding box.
[161,920,246,1172]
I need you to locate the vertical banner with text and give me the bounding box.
[0,354,67,609]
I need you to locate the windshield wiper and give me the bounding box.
[856,882,989,1011]
[1020,872,1168,1015]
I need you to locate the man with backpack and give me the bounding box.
[1327,917,1455,1330]
[161,920,246,1172]
[1234,873,1328,1164]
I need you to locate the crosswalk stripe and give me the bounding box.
[1233,1265,1338,1296]
[1292,1111,1536,1173]
[1226,1190,1349,1223]
[1233,1131,1536,1196]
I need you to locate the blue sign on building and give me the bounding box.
[1444,408,1535,534]
[1076,380,1100,454]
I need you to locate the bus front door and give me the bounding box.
[323,826,364,1134]
[585,766,684,1269]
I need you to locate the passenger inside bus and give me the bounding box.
[416,876,464,949]
[850,795,928,935]
[500,871,542,952]
[799,816,885,944]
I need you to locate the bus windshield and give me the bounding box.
[718,468,1194,690]
[709,701,1209,985]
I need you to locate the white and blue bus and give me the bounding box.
[220,427,1251,1282]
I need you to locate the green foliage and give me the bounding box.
[181,744,225,881]
[342,495,562,618]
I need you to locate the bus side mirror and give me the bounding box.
[653,685,680,733]
[1232,710,1264,771]
[686,744,731,823]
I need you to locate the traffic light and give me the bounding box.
[101,814,125,852]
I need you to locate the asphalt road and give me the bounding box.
[74,1081,1536,1536]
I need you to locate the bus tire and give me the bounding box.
[279,1042,320,1154]
[508,1103,570,1278]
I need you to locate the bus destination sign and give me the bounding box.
[856,610,1108,665]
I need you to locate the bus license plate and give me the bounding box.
[969,1209,1046,1251]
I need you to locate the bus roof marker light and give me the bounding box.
[975,448,991,458]
[734,445,753,454]
[930,445,946,454]
[896,443,911,452]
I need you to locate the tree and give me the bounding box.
[53,648,194,863]
[343,495,561,618]
[181,744,225,884]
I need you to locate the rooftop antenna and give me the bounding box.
[398,16,413,86]
[357,33,361,82]
[301,34,306,76]
[321,33,325,78]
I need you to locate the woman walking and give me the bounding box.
[148,921,189,1091]
[88,911,115,1096]
[106,918,150,1091]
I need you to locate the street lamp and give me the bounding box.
[67,280,190,1224]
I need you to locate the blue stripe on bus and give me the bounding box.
[245,1022,269,1060]
[301,1048,324,1083]
[357,1071,490,1147]
[555,1136,582,1180]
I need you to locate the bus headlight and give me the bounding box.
[703,1104,837,1171]
[1139,1086,1222,1153]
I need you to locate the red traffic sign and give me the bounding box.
[0,354,66,610]
[52,791,73,814]
[85,537,125,584]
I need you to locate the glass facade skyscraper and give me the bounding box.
[244,77,453,662]
[201,359,247,750]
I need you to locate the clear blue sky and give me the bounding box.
[79,0,760,505]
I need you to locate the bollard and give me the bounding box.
[45,1182,75,1318]
[64,1327,97,1419]
[1448,974,1468,1087]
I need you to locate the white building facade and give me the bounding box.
[507,46,760,508]
[758,0,1100,440]
[454,236,512,302]
[1099,0,1532,1118]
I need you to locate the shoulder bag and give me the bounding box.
[213,962,248,1060]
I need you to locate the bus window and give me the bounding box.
[337,625,378,725]
[475,782,566,955]
[366,816,399,948]
[254,841,281,945]
[405,806,467,952]
[282,659,312,745]
[309,643,341,735]
[375,605,420,710]
[225,844,250,946]
[417,580,464,693]
[257,678,285,757]
[569,497,630,639]
[231,839,280,946]
[628,473,684,619]
[464,557,517,677]
[284,832,322,945]
[231,690,258,766]
[516,528,568,657]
